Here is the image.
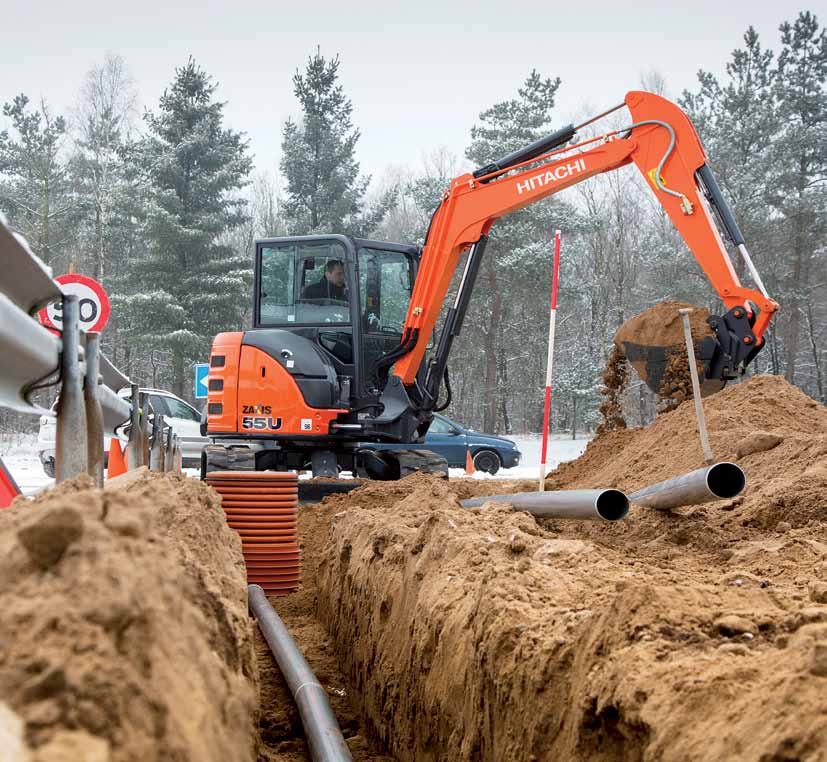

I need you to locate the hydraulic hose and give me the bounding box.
[619,119,693,213]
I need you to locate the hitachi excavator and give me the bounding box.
[202,91,778,480]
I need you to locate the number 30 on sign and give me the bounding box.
[38,274,111,334]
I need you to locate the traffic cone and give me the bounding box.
[0,457,21,508]
[107,439,127,479]
[465,448,475,476]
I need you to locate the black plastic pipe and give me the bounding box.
[248,585,353,762]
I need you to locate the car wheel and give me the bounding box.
[42,458,55,479]
[473,450,501,475]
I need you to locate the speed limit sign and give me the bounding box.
[38,274,111,334]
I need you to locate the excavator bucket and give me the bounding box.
[614,302,728,402]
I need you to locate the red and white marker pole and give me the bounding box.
[539,229,562,491]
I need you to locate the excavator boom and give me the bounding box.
[382,91,778,416]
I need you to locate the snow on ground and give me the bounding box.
[449,433,590,480]
[2,432,592,497]
[1,436,53,496]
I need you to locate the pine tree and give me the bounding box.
[0,95,75,266]
[680,27,783,372]
[461,71,574,433]
[119,58,252,397]
[771,12,827,384]
[280,50,394,235]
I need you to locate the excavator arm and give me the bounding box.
[381,91,778,423]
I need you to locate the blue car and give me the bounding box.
[361,413,521,475]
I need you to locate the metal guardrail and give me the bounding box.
[0,212,63,313]
[0,292,61,414]
[0,216,182,487]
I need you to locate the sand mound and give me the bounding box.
[0,472,257,762]
[615,300,714,348]
[547,374,827,529]
[613,301,720,409]
[316,471,827,761]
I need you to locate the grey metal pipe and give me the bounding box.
[55,296,88,483]
[164,429,174,473]
[127,383,142,470]
[248,585,353,762]
[149,413,165,471]
[83,333,104,487]
[140,393,151,465]
[460,489,629,521]
[629,462,746,510]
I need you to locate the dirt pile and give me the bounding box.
[547,374,827,530]
[312,378,826,761]
[613,301,719,410]
[615,300,714,349]
[0,472,257,762]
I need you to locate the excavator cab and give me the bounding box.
[253,236,419,398]
[205,235,432,478]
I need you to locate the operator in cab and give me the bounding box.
[301,259,348,302]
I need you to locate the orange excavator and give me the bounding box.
[202,91,778,479]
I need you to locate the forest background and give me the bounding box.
[1,10,824,437]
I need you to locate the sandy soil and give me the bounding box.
[613,301,718,410]
[0,472,258,762]
[3,374,823,761]
[312,375,827,761]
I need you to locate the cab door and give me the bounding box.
[357,246,416,394]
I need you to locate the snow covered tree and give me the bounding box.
[119,58,252,397]
[0,95,76,266]
[280,50,394,235]
[72,53,138,280]
[459,71,575,433]
[771,12,827,385]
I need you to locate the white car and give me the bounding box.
[37,388,207,477]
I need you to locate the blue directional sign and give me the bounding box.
[194,363,210,399]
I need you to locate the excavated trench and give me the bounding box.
[2,375,826,762]
[307,375,827,762]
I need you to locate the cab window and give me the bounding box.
[358,248,413,334]
[357,247,415,392]
[259,241,350,325]
[148,395,170,417]
[429,417,454,434]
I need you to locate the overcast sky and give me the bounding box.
[2,0,805,181]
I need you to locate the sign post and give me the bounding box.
[194,363,210,400]
[539,230,562,491]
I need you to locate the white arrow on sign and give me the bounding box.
[199,373,209,391]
